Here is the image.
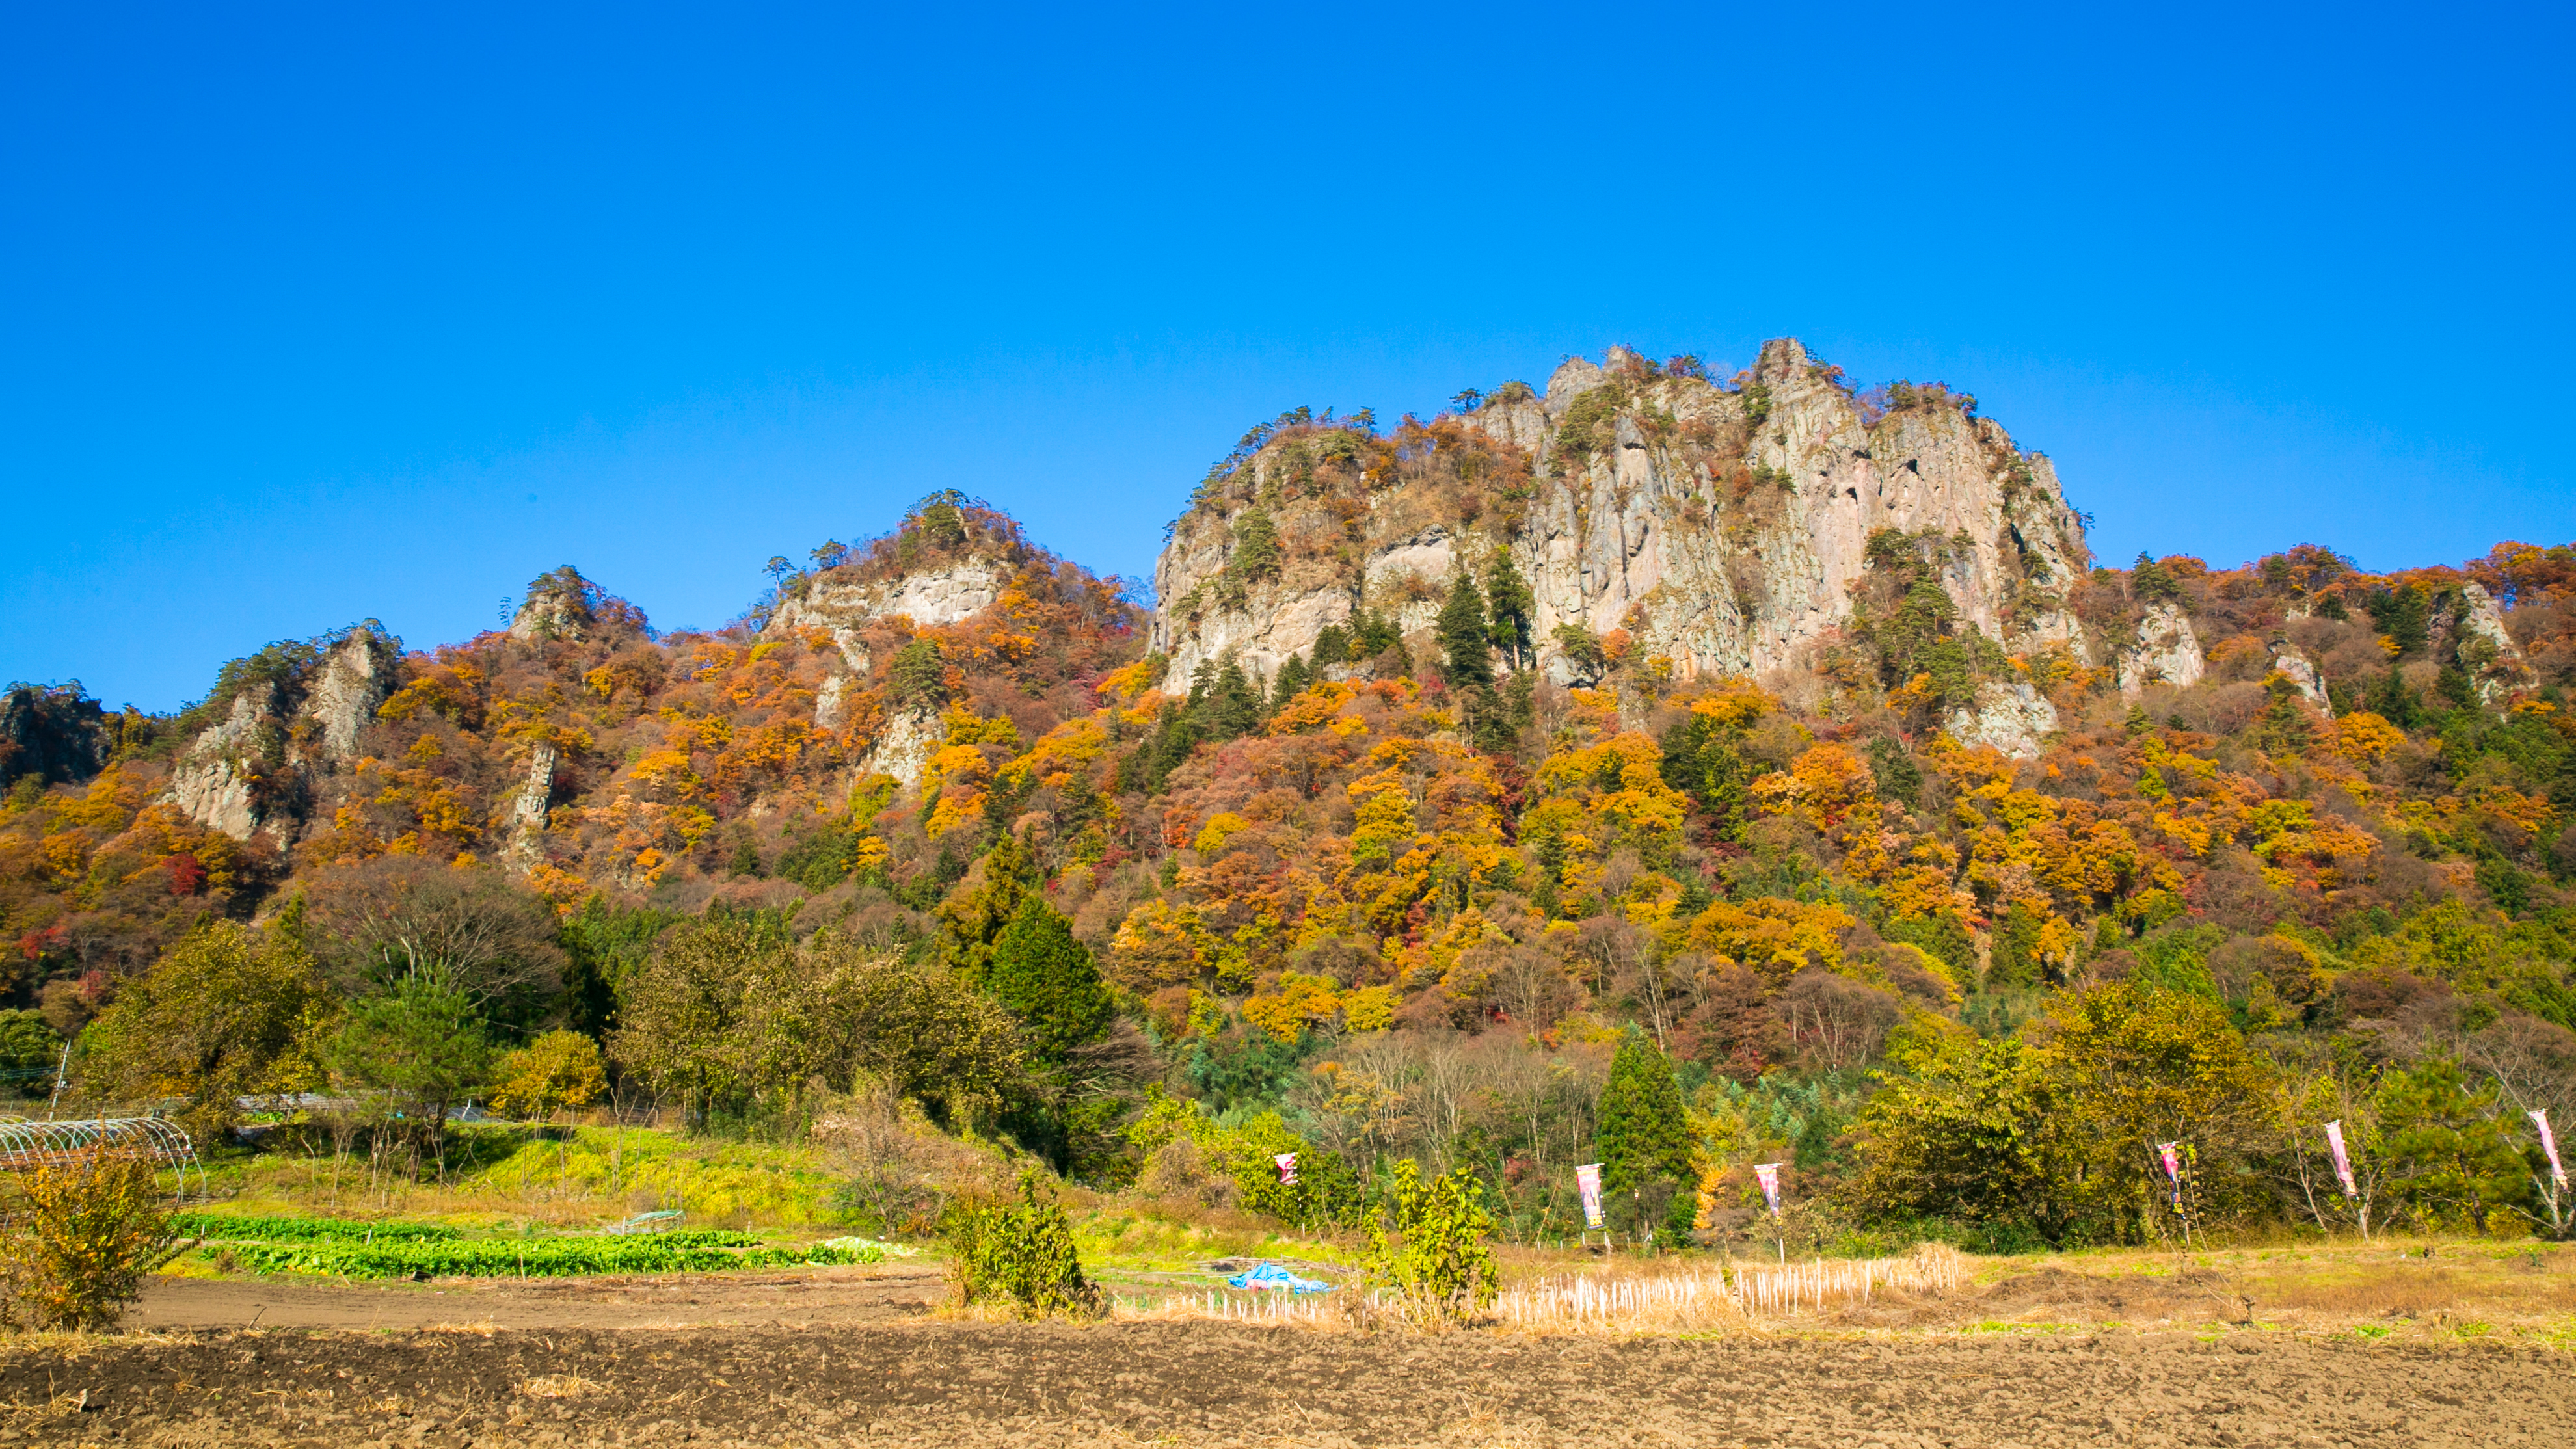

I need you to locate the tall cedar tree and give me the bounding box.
[1596,1027,1691,1194]
[1436,570,1494,692]
[941,835,1036,981]
[1270,653,1311,706]
[1484,547,1535,668]
[986,895,1114,1064]
[1205,660,1265,739]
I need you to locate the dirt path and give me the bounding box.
[0,1319,2562,1446]
[131,1264,950,1331]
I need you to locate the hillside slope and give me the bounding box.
[5,348,2576,1248]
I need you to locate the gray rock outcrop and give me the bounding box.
[2450,582,2533,704]
[770,559,1009,730]
[167,624,401,842]
[511,568,598,641]
[2119,601,2206,698]
[2267,641,2331,711]
[770,559,1008,671]
[1151,339,2093,691]
[857,705,941,790]
[1945,680,2059,760]
[168,689,271,840]
[505,739,560,861]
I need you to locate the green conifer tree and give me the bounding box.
[1311,625,1352,669]
[1483,547,1535,669]
[939,834,1036,981]
[2370,667,2423,729]
[2365,585,2430,654]
[1596,1028,1691,1196]
[889,637,946,704]
[986,896,1114,1064]
[1204,661,1264,739]
[1987,900,2046,988]
[2434,662,2475,711]
[1272,653,1311,707]
[2131,552,2182,603]
[1351,610,1403,661]
[1659,715,1762,842]
[1436,570,1494,692]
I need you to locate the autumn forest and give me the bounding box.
[8,347,2576,1256]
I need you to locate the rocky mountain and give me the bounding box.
[3,341,2571,1068]
[1153,341,2093,696]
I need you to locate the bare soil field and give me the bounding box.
[0,1317,2564,1447]
[3,1245,2563,1446]
[128,1265,951,1333]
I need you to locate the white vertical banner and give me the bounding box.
[1274,1152,1298,1185]
[1753,1162,1783,1219]
[2323,1120,2357,1199]
[2532,1109,2568,1188]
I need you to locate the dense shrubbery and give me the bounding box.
[1364,1159,1499,1325]
[1,1159,179,1329]
[944,1173,1101,1318]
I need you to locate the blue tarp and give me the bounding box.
[1227,1262,1334,1294]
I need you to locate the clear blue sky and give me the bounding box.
[5,3,2569,711]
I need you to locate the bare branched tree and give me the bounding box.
[303,857,566,1013]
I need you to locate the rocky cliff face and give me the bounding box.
[2118,601,2207,698]
[167,626,401,842]
[1151,340,2093,693]
[2267,641,2331,710]
[768,557,1012,789]
[2450,582,2534,704]
[770,559,1008,678]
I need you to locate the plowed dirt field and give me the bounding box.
[0,1319,2561,1447]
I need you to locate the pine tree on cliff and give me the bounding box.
[986,895,1113,1065]
[2131,552,2183,604]
[1436,569,1494,692]
[1596,1027,1691,1196]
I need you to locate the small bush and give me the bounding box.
[945,1173,1101,1320]
[3,1159,179,1331]
[1363,1159,1499,1327]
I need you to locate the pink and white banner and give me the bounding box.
[1576,1163,1603,1229]
[1753,1162,1783,1219]
[2156,1142,2184,1207]
[2323,1121,2357,1199]
[2531,1109,2568,1188]
[1274,1152,1298,1185]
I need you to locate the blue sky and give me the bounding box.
[5,3,2568,711]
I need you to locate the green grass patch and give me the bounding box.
[220,1123,853,1230]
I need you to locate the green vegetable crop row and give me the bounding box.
[229,1236,881,1280]
[172,1215,775,1251]
[174,1212,459,1243]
